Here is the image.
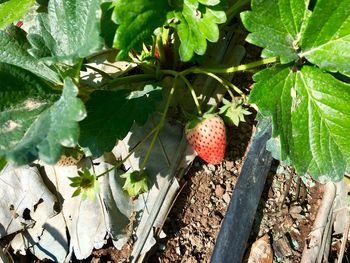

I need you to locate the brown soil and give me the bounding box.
[143,118,324,263]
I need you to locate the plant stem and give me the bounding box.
[85,64,112,79]
[96,127,158,179]
[139,79,177,171]
[226,0,250,23]
[182,57,278,75]
[101,73,156,89]
[202,72,235,99]
[179,75,203,116]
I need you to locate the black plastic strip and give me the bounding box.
[211,122,273,263]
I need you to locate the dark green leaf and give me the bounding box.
[241,0,309,63]
[249,65,350,181]
[0,0,35,29]
[29,0,102,64]
[0,63,59,157]
[101,2,118,48]
[112,0,170,59]
[168,0,226,61]
[79,85,162,156]
[300,0,350,76]
[0,156,6,171]
[3,78,86,165]
[0,30,61,83]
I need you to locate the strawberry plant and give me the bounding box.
[0,0,349,203]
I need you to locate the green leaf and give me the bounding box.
[168,0,226,61]
[0,0,35,29]
[101,2,118,48]
[249,65,350,182]
[0,63,59,156]
[29,0,102,64]
[112,0,170,59]
[79,85,161,156]
[300,0,350,76]
[2,78,86,165]
[0,30,61,83]
[0,156,6,171]
[241,0,309,63]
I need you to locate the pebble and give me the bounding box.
[225,161,234,171]
[223,193,231,204]
[203,207,209,215]
[207,164,216,171]
[215,185,225,197]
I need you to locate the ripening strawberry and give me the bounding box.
[185,114,226,164]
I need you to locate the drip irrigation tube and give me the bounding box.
[211,121,273,263]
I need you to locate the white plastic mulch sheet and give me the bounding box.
[0,120,194,262]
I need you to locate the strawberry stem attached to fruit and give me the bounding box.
[179,75,203,116]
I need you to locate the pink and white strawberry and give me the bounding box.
[185,114,226,164]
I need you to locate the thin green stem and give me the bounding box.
[202,72,235,99]
[181,57,278,75]
[96,127,158,179]
[179,75,203,116]
[160,69,178,77]
[101,73,156,89]
[139,79,177,171]
[85,64,112,79]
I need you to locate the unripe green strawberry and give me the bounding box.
[185,114,226,164]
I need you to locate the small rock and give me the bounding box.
[225,161,234,171]
[223,193,231,204]
[215,185,225,197]
[203,207,209,215]
[200,217,208,227]
[207,164,216,171]
[289,205,302,215]
[246,234,273,263]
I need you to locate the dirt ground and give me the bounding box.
[143,114,325,263]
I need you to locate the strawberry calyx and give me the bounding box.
[219,98,251,126]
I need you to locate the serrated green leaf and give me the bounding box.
[3,78,86,165]
[241,0,309,63]
[0,30,60,83]
[300,0,350,76]
[0,0,35,29]
[0,63,59,157]
[112,0,170,59]
[250,65,350,182]
[29,0,102,64]
[169,0,226,61]
[79,85,161,156]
